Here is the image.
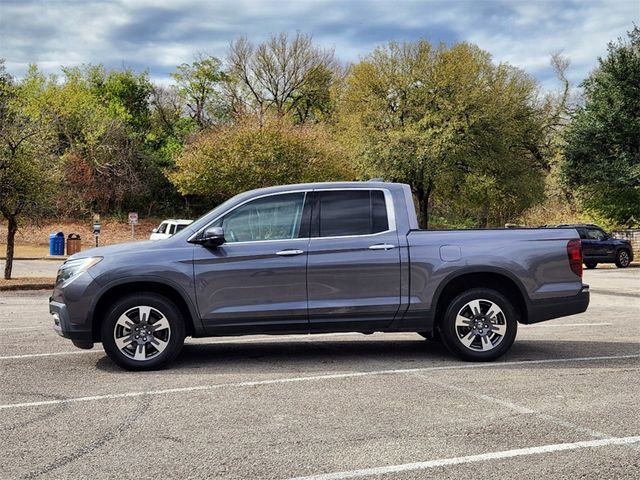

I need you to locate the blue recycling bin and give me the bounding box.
[49,232,65,256]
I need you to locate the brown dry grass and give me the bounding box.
[0,217,163,251]
[0,244,50,257]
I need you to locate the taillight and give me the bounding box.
[567,239,582,277]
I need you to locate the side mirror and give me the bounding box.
[152,228,158,233]
[200,226,225,247]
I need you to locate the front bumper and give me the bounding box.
[526,285,590,324]
[49,300,94,349]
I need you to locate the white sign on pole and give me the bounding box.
[128,212,139,225]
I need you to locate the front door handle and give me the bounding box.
[369,244,396,251]
[276,249,305,256]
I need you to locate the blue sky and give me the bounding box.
[1,0,638,91]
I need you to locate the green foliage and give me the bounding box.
[339,40,547,227]
[172,54,227,128]
[563,26,640,224]
[168,116,353,203]
[0,63,58,215]
[86,65,153,134]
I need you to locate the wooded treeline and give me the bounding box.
[1,27,638,238]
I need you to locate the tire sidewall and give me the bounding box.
[439,288,518,361]
[101,293,185,371]
[584,262,597,269]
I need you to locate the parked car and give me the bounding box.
[549,224,633,269]
[149,219,193,240]
[50,181,589,370]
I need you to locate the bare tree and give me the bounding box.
[226,32,337,121]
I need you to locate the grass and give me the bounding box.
[0,244,51,258]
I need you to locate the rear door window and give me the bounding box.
[317,190,389,237]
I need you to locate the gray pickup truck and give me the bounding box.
[50,182,589,370]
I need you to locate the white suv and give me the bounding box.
[149,219,193,240]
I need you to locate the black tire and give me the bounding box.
[101,293,186,371]
[584,262,598,269]
[418,330,440,342]
[438,288,518,362]
[615,249,631,268]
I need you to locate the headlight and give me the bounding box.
[56,257,102,286]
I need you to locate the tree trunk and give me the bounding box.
[4,215,18,280]
[479,202,489,229]
[416,182,432,229]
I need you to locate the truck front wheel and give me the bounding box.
[101,293,186,371]
[439,288,517,361]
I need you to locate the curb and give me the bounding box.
[0,283,54,291]
[0,256,67,261]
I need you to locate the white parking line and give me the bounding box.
[0,354,637,410]
[284,436,640,480]
[524,323,612,328]
[2,326,45,331]
[0,351,97,360]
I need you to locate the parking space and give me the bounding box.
[1,268,639,479]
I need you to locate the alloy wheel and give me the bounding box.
[113,305,171,361]
[454,299,507,352]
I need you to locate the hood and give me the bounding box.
[613,238,631,245]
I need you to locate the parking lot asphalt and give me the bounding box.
[1,268,638,479]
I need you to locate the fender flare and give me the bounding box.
[430,265,531,320]
[88,275,205,337]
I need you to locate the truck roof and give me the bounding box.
[239,181,402,196]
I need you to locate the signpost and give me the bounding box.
[92,214,101,247]
[128,212,138,239]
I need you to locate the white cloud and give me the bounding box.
[0,0,637,90]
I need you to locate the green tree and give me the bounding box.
[562,26,640,225]
[26,65,169,215]
[339,40,547,227]
[167,116,352,204]
[0,61,57,279]
[171,54,227,129]
[86,65,153,134]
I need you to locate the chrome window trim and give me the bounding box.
[188,187,396,245]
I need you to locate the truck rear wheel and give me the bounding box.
[584,262,598,269]
[439,288,517,361]
[101,293,185,371]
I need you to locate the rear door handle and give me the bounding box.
[276,249,305,256]
[369,244,396,251]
